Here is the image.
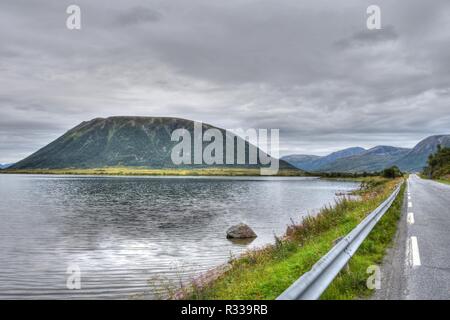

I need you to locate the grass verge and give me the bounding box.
[180,177,404,300]
[0,167,305,177]
[419,174,450,185]
[436,176,450,185]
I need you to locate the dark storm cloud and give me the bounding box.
[0,0,449,162]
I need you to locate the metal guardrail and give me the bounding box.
[276,183,402,300]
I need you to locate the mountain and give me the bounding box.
[281,154,321,171]
[394,135,450,172]
[308,147,366,170]
[284,135,450,173]
[318,146,411,173]
[0,163,13,169]
[10,116,297,171]
[282,147,366,171]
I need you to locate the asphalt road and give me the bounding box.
[374,174,450,300]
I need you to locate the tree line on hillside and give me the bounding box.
[423,145,450,179]
[312,165,403,179]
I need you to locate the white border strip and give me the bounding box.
[407,212,415,224]
[410,236,421,266]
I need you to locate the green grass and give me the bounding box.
[0,166,305,177]
[321,181,404,299]
[436,178,450,185]
[419,173,450,185]
[179,177,404,300]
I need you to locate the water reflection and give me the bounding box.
[0,175,358,299]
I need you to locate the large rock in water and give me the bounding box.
[226,223,257,239]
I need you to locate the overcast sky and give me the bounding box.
[1,0,449,163]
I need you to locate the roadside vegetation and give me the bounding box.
[436,178,450,185]
[0,166,304,177]
[177,176,404,300]
[422,145,450,184]
[313,165,403,179]
[380,166,403,179]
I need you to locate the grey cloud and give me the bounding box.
[115,6,162,26]
[0,47,19,58]
[0,0,449,162]
[334,25,398,49]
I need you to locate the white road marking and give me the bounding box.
[410,236,421,266]
[407,212,415,224]
[408,202,413,208]
[408,196,411,200]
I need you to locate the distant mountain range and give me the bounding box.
[318,146,411,172]
[10,117,296,171]
[0,163,13,169]
[282,135,450,173]
[282,147,365,171]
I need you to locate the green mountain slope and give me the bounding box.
[11,117,296,171]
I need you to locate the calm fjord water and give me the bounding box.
[0,174,358,299]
